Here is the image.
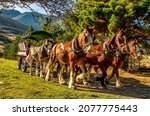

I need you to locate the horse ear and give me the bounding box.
[92,25,96,31]
[86,25,89,29]
[91,25,95,29]
[132,39,138,44]
[44,39,49,44]
[135,39,138,43]
[121,29,124,32]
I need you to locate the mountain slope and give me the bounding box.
[0,9,21,18]
[0,9,47,30]
[0,15,28,34]
[13,12,43,30]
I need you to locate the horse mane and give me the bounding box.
[40,44,49,57]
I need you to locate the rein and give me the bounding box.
[59,42,93,54]
[72,42,93,53]
[106,45,127,61]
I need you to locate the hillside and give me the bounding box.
[0,15,28,34]
[0,9,59,32]
[0,9,46,30]
[0,14,28,55]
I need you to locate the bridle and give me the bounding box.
[72,30,93,53]
[105,43,128,61]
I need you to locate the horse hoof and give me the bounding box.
[95,77,102,82]
[59,81,67,85]
[45,77,50,81]
[40,75,43,78]
[40,74,45,78]
[45,79,48,81]
[68,85,76,90]
[83,81,88,86]
[36,74,39,77]
[102,86,108,89]
[50,73,54,78]
[116,83,123,88]
[105,79,109,85]
[76,78,83,84]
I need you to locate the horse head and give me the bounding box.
[43,39,54,55]
[119,44,128,54]
[127,39,142,60]
[115,29,129,54]
[77,25,94,53]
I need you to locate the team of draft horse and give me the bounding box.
[18,26,142,89]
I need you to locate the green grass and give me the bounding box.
[0,58,127,99]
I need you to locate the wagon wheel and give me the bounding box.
[17,57,22,69]
[21,60,27,72]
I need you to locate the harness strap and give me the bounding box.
[107,34,116,45]
[103,41,110,55]
[72,36,80,52]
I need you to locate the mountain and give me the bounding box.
[0,14,28,55]
[0,15,28,34]
[0,9,21,18]
[13,12,43,30]
[0,9,47,30]
[0,9,58,31]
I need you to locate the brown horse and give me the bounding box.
[86,42,107,88]
[104,39,141,86]
[86,29,128,88]
[45,26,94,89]
[103,29,128,56]
[86,39,141,88]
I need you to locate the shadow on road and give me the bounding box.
[76,75,150,99]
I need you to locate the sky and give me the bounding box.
[14,3,47,14]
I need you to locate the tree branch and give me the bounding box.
[0,0,75,17]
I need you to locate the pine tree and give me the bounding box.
[63,0,150,43]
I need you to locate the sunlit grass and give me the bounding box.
[0,58,128,99]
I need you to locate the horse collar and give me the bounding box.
[72,36,81,51]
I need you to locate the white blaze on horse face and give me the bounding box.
[85,35,93,53]
[48,42,53,49]
[47,42,53,54]
[90,36,93,50]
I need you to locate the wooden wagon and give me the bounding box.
[17,42,30,72]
